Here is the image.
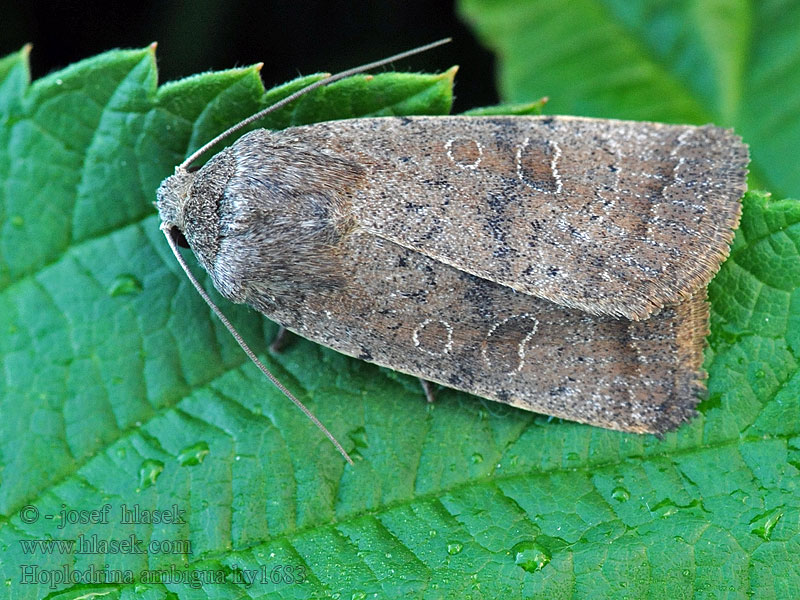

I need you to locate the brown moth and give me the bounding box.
[156,42,749,458]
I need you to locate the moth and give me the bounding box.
[156,41,749,462]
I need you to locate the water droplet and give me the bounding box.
[446,541,463,555]
[5,579,11,586]
[428,529,438,537]
[471,452,484,464]
[351,592,367,600]
[385,552,392,558]
[565,452,580,463]
[512,540,551,573]
[10,215,23,228]
[116,447,126,458]
[177,441,210,466]
[749,507,784,540]
[611,486,630,502]
[56,78,63,85]
[755,369,765,379]
[682,569,691,577]
[331,594,340,600]
[108,274,143,297]
[138,459,164,488]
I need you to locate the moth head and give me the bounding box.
[156,149,238,282]
[155,165,194,234]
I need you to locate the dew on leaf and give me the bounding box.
[471,452,484,464]
[138,459,165,488]
[611,486,630,502]
[351,592,367,600]
[177,441,210,466]
[749,507,783,540]
[447,541,463,555]
[10,215,23,228]
[512,540,551,573]
[108,274,143,297]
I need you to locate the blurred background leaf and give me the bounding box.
[460,0,800,198]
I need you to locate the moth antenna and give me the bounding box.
[180,37,452,170]
[161,224,355,466]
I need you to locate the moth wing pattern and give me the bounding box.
[156,113,747,435]
[246,229,709,434]
[292,116,748,320]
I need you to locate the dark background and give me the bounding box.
[1,0,499,113]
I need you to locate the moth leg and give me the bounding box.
[419,379,436,403]
[269,326,294,353]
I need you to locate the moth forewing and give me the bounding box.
[237,229,710,434]
[285,116,748,321]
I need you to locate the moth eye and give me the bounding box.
[171,228,190,248]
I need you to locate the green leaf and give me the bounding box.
[462,97,548,116]
[459,0,800,199]
[1,40,798,600]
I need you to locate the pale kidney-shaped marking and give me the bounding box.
[481,314,540,375]
[516,138,562,193]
